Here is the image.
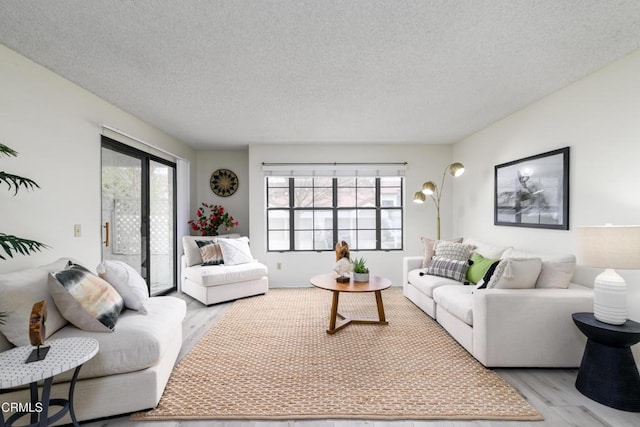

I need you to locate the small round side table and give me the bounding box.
[0,337,99,427]
[572,312,640,412]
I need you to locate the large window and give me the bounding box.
[267,177,403,251]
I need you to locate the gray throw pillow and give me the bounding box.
[426,256,470,282]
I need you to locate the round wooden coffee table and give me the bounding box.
[309,272,392,334]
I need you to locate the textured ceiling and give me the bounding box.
[1,1,640,149]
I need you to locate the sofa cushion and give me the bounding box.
[462,238,511,259]
[0,258,70,346]
[427,256,470,282]
[535,255,576,289]
[501,248,575,289]
[185,261,268,287]
[182,234,241,267]
[51,296,187,381]
[97,260,149,314]
[49,263,124,332]
[420,237,462,268]
[433,285,474,326]
[487,258,542,289]
[0,332,12,352]
[407,268,461,298]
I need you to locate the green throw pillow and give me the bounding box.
[466,252,499,284]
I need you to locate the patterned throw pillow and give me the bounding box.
[434,240,475,261]
[426,256,470,282]
[49,263,124,332]
[196,240,224,266]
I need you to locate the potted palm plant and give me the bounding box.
[1,143,48,324]
[351,256,370,282]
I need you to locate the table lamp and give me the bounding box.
[577,225,640,325]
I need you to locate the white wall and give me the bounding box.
[452,48,640,359]
[194,149,250,237]
[0,44,196,273]
[248,143,455,286]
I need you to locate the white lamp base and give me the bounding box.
[593,269,627,325]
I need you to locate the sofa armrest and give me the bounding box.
[472,285,594,367]
[403,256,424,288]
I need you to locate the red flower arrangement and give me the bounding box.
[188,203,239,236]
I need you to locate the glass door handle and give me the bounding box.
[103,221,110,247]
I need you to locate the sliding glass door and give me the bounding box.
[149,159,175,294]
[101,136,177,295]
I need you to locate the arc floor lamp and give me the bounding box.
[413,162,465,240]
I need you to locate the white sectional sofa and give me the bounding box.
[403,238,594,368]
[181,234,269,305]
[0,258,186,424]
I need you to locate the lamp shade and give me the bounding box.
[413,191,426,203]
[421,181,436,195]
[577,225,640,269]
[449,162,465,177]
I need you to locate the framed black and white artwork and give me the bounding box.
[494,147,570,230]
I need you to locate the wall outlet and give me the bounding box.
[74,224,81,237]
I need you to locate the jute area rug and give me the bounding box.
[133,287,542,421]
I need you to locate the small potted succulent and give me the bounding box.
[351,256,370,282]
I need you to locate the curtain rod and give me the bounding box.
[262,162,408,166]
[100,124,186,161]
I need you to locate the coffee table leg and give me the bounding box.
[328,290,340,333]
[375,290,386,322]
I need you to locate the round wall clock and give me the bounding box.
[210,169,238,197]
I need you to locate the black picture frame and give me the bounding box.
[494,147,570,230]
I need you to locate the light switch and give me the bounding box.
[74,224,81,237]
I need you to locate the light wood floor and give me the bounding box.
[84,289,640,427]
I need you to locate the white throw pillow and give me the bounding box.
[535,254,576,289]
[462,238,511,259]
[183,236,218,267]
[501,248,575,289]
[182,234,242,267]
[217,237,254,266]
[97,260,149,314]
[487,258,542,289]
[0,258,70,346]
[434,240,475,261]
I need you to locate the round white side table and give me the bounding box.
[0,337,99,427]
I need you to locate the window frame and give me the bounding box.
[266,176,403,252]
